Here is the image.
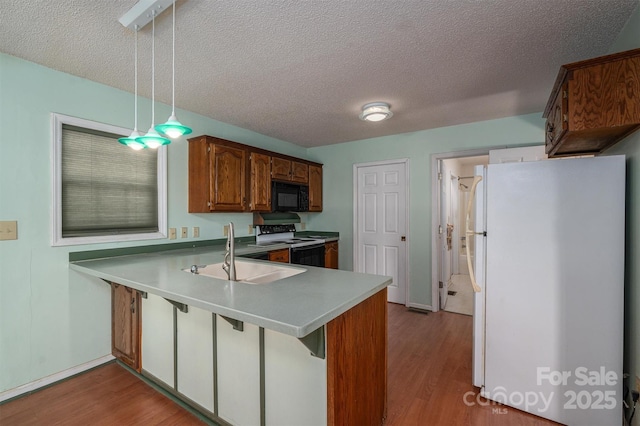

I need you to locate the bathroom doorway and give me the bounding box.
[432,152,489,314]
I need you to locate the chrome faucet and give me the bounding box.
[222,222,237,281]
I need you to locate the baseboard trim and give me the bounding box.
[407,303,432,312]
[0,354,115,403]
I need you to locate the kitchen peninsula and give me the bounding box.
[70,242,390,426]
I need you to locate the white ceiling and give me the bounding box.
[1,0,637,147]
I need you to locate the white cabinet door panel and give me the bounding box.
[142,294,175,388]
[216,317,260,426]
[177,306,214,412]
[264,329,327,426]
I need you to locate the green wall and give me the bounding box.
[605,4,640,421]
[0,53,308,394]
[306,113,545,307]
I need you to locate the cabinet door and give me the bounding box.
[272,157,292,181]
[269,248,290,263]
[545,83,568,154]
[325,241,339,269]
[111,283,141,372]
[250,152,271,212]
[210,144,247,211]
[217,318,261,425]
[291,161,309,184]
[177,306,214,413]
[142,294,175,388]
[308,165,323,212]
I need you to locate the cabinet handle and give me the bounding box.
[546,123,554,134]
[130,298,135,314]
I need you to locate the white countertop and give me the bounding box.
[70,243,391,338]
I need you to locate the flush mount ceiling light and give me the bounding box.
[359,102,393,122]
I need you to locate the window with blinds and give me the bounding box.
[51,113,167,246]
[61,125,158,237]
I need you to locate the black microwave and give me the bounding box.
[272,182,309,212]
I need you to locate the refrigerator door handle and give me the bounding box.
[465,175,483,293]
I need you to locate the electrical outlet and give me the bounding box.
[169,228,177,240]
[248,225,254,234]
[193,227,200,238]
[300,222,306,231]
[223,225,229,236]
[0,221,17,241]
[181,227,188,238]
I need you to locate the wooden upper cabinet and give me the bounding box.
[250,152,271,212]
[210,145,247,211]
[271,157,292,181]
[291,161,309,184]
[189,135,322,213]
[188,136,247,212]
[308,165,323,212]
[272,156,309,184]
[543,48,640,157]
[112,283,141,372]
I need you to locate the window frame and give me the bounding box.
[51,113,167,246]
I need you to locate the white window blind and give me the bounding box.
[61,124,158,237]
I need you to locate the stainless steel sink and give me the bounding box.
[184,260,304,284]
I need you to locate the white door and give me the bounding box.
[355,160,408,304]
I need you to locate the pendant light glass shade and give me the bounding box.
[118,130,146,150]
[137,128,169,148]
[155,1,192,139]
[156,115,192,138]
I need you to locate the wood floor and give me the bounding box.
[0,304,559,426]
[0,363,204,425]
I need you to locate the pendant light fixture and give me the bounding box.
[155,1,192,138]
[135,9,170,149]
[118,26,146,150]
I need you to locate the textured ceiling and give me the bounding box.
[1,0,638,147]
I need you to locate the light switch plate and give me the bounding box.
[193,227,200,238]
[169,228,177,240]
[248,225,254,234]
[223,225,229,236]
[181,227,188,238]
[0,221,17,240]
[300,222,306,231]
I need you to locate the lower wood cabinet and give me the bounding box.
[268,248,290,263]
[325,241,339,269]
[111,283,141,372]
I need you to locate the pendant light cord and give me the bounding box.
[172,1,176,116]
[134,25,138,131]
[151,11,156,126]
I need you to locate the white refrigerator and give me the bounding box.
[469,154,625,425]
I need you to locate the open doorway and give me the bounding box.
[439,156,488,315]
[430,149,489,313]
